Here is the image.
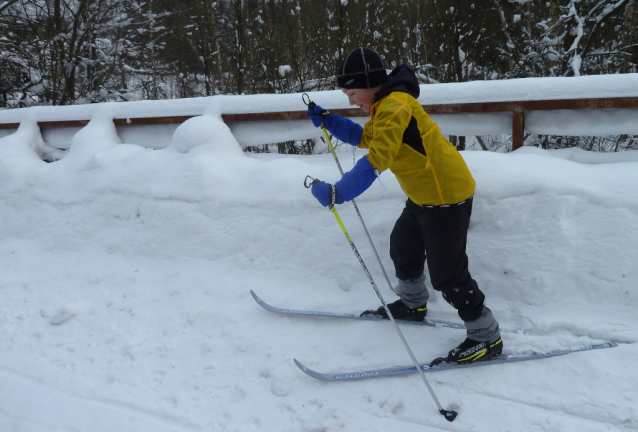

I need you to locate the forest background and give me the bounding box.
[1,0,637,152]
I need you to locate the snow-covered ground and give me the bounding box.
[1,103,638,431]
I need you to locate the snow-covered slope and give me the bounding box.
[0,114,637,431]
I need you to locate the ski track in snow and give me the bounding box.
[375,391,633,432]
[0,365,201,432]
[464,388,637,430]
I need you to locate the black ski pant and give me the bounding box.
[389,197,485,323]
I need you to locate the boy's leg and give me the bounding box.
[389,202,430,308]
[466,306,500,342]
[361,202,430,320]
[413,198,500,343]
[396,272,430,308]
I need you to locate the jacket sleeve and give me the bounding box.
[357,95,412,172]
[334,155,377,201]
[325,114,363,146]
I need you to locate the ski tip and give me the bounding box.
[294,358,312,374]
[249,290,267,307]
[294,359,331,381]
[249,290,280,313]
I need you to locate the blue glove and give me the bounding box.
[307,104,331,128]
[311,181,345,208]
[310,156,377,207]
[307,104,363,146]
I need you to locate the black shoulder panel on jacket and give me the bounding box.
[403,116,426,156]
[375,64,420,102]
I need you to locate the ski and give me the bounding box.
[293,342,618,381]
[250,290,465,330]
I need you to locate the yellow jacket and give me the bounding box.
[358,74,475,206]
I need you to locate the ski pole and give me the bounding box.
[304,176,457,422]
[302,94,397,297]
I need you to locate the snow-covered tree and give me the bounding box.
[534,0,636,76]
[0,0,140,105]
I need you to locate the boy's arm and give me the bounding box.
[359,96,412,172]
[314,97,413,207]
[334,155,376,201]
[310,155,376,207]
[307,105,363,146]
[328,115,363,146]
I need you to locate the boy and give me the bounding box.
[307,47,502,364]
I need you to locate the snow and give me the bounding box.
[1,73,636,124]
[1,96,638,431]
[2,73,638,149]
[278,65,293,77]
[169,103,243,155]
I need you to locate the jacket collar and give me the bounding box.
[370,64,420,117]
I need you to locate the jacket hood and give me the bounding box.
[375,64,420,101]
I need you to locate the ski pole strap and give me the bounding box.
[303,93,330,116]
[303,93,331,129]
[329,183,338,209]
[302,94,345,175]
[304,175,320,189]
[302,93,313,108]
[304,175,338,209]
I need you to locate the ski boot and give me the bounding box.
[360,299,427,321]
[431,337,503,366]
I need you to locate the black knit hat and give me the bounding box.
[337,47,388,89]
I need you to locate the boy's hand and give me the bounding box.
[311,181,344,207]
[307,104,332,128]
[306,104,363,146]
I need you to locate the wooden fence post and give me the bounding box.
[512,108,525,151]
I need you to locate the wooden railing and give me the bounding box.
[1,96,637,150]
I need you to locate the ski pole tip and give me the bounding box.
[440,409,458,422]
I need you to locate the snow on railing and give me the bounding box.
[2,74,638,150]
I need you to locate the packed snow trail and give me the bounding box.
[0,112,637,430]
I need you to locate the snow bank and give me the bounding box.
[170,102,243,155]
[0,111,637,430]
[0,114,49,170]
[524,146,638,164]
[56,107,122,170]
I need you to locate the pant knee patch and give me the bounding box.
[441,284,485,322]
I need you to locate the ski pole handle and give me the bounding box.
[302,93,316,110]
[304,175,321,189]
[304,176,337,209]
[303,93,329,129]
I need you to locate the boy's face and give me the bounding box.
[341,87,380,114]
